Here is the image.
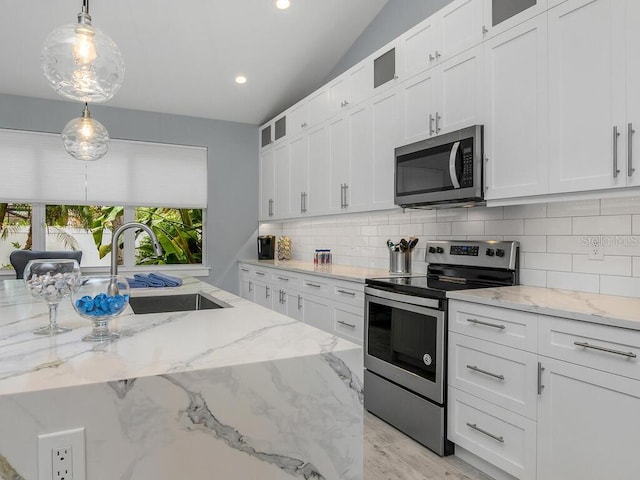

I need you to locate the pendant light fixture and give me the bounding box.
[61,103,110,161]
[41,0,125,103]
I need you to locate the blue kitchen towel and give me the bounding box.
[126,277,149,288]
[148,272,183,287]
[133,273,165,287]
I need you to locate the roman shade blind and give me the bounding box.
[0,128,208,208]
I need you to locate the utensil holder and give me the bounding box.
[389,251,412,274]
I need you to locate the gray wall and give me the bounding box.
[325,0,454,83]
[0,93,258,294]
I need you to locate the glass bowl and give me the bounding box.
[23,258,81,335]
[71,275,130,342]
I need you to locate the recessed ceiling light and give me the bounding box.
[275,0,290,10]
[235,75,247,85]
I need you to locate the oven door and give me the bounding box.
[364,287,445,404]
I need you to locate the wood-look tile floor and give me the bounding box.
[364,411,493,480]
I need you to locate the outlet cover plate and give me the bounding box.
[38,427,86,480]
[587,239,605,261]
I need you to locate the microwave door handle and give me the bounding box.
[449,141,461,189]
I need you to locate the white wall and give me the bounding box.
[260,197,640,298]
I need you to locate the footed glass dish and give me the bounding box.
[71,275,129,342]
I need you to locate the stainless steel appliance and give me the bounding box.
[364,240,519,456]
[394,125,484,208]
[257,235,275,260]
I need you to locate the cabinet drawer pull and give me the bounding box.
[537,362,545,395]
[629,123,636,177]
[265,286,270,298]
[248,281,252,293]
[336,289,356,296]
[573,341,636,358]
[306,282,322,288]
[466,423,504,443]
[466,318,505,330]
[241,268,249,272]
[613,125,621,178]
[466,365,504,381]
[337,320,356,329]
[297,294,302,310]
[255,272,265,276]
[277,276,289,281]
[429,113,435,136]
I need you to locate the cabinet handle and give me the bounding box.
[482,25,488,35]
[466,423,504,443]
[337,320,356,329]
[306,282,321,288]
[269,198,274,216]
[343,184,349,207]
[336,289,356,296]
[466,318,506,330]
[255,271,265,276]
[248,281,252,293]
[277,276,289,282]
[466,365,504,381]
[429,53,435,62]
[297,294,302,310]
[436,112,441,133]
[613,125,621,178]
[344,100,349,106]
[573,341,637,358]
[265,286,270,298]
[301,192,305,213]
[429,113,435,136]
[241,268,249,272]
[537,362,545,395]
[303,192,308,212]
[629,123,636,177]
[435,51,441,59]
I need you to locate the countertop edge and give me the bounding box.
[238,259,392,283]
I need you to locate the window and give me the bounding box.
[0,203,32,268]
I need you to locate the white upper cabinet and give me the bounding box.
[289,135,309,216]
[329,116,349,211]
[400,17,441,80]
[484,15,549,199]
[307,124,331,216]
[349,104,374,210]
[307,87,330,127]
[329,62,373,117]
[402,69,438,143]
[287,102,308,138]
[482,0,548,39]
[259,149,275,220]
[273,142,291,219]
[440,0,485,59]
[548,0,626,193]
[372,87,402,210]
[625,0,640,187]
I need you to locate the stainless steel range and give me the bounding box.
[364,240,519,456]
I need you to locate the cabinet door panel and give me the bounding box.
[288,102,308,138]
[333,303,363,345]
[401,20,440,79]
[260,150,275,219]
[627,0,640,186]
[484,15,548,199]
[440,0,484,59]
[308,88,330,126]
[301,295,332,332]
[307,125,331,214]
[372,89,401,209]
[548,0,626,193]
[289,135,309,215]
[329,116,349,211]
[483,0,548,38]
[253,282,273,309]
[439,45,483,135]
[402,70,437,142]
[274,143,290,219]
[348,104,373,211]
[537,358,640,480]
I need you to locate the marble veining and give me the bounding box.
[322,353,364,405]
[448,285,640,331]
[0,452,25,480]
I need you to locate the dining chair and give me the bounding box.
[9,250,83,280]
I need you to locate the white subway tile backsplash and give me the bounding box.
[523,252,572,272]
[519,269,547,287]
[423,223,452,235]
[601,197,640,215]
[409,210,438,223]
[510,235,546,253]
[547,271,600,293]
[451,221,485,236]
[546,199,600,217]
[524,218,572,235]
[467,206,504,221]
[547,236,585,254]
[436,209,468,222]
[634,215,640,234]
[485,219,524,236]
[572,215,631,235]
[600,275,640,298]
[634,257,640,277]
[572,255,632,276]
[503,203,547,219]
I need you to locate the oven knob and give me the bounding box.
[486,248,495,257]
[436,247,444,254]
[423,353,432,366]
[428,246,436,254]
[495,248,505,257]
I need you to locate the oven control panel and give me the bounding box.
[425,240,519,270]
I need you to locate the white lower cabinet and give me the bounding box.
[449,299,640,480]
[239,263,364,345]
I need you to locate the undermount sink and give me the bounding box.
[129,292,231,314]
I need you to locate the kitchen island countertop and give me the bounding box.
[448,285,640,331]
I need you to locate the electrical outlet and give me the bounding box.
[38,427,86,480]
[588,239,605,261]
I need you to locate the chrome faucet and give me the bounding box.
[110,222,163,277]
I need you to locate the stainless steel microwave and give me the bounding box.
[394,125,484,208]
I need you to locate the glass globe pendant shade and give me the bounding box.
[41,6,125,103]
[62,103,110,161]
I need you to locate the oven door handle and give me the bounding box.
[449,141,461,189]
[365,286,440,309]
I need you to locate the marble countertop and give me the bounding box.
[448,285,640,331]
[0,276,360,397]
[239,259,393,282]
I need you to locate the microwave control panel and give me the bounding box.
[461,147,473,187]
